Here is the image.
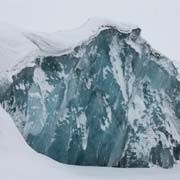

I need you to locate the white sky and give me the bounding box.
[0,0,180,61]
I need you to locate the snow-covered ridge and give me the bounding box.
[24,17,140,54]
[0,23,37,72]
[0,18,140,73]
[0,18,179,80]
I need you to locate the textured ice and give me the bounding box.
[1,18,180,169]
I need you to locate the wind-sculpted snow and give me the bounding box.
[0,23,37,71]
[1,19,180,168]
[25,17,138,54]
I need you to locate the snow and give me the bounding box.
[150,48,178,77]
[1,17,179,81]
[0,23,37,72]
[126,39,142,55]
[76,112,89,150]
[24,17,139,55]
[100,96,112,131]
[103,66,111,79]
[0,18,139,86]
[1,105,180,180]
[0,17,180,81]
[33,66,54,96]
[109,36,128,102]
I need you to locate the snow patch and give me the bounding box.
[103,66,111,79]
[33,67,54,96]
[77,112,89,150]
[109,36,128,102]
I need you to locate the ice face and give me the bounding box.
[1,27,180,168]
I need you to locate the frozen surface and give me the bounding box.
[1,18,180,179]
[0,18,138,77]
[0,18,180,75]
[0,23,37,71]
[25,17,138,54]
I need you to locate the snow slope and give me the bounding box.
[25,17,139,54]
[0,105,72,180]
[1,83,180,180]
[1,18,179,75]
[0,18,180,75]
[0,18,139,77]
[0,23,37,71]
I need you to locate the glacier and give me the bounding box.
[0,18,180,168]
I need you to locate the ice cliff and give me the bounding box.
[1,18,180,168]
